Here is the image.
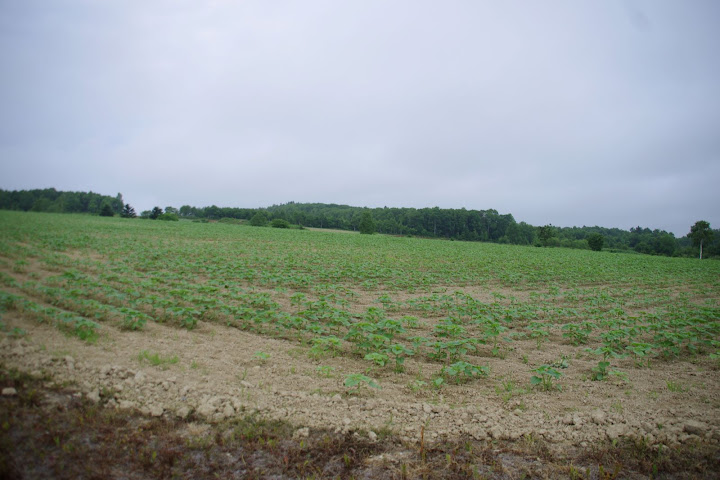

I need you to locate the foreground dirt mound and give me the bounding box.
[2,365,718,479]
[2,314,720,479]
[2,311,719,450]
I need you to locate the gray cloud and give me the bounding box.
[1,1,719,235]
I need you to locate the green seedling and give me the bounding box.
[386,344,415,372]
[7,327,27,338]
[119,312,148,331]
[289,292,307,306]
[626,342,653,367]
[401,315,419,328]
[561,322,595,345]
[551,355,570,369]
[440,361,489,384]
[408,379,428,392]
[528,323,550,349]
[409,336,429,349]
[481,320,507,352]
[586,345,625,362]
[365,351,389,367]
[427,339,476,362]
[530,365,562,391]
[591,361,611,381]
[316,365,335,378]
[344,373,380,391]
[666,381,686,393]
[434,323,465,338]
[309,335,342,358]
[254,351,270,362]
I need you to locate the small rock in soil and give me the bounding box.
[683,420,707,436]
[2,387,17,396]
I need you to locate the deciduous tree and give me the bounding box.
[99,203,114,217]
[358,211,376,235]
[689,221,713,259]
[587,233,604,251]
[537,225,555,246]
[250,211,268,227]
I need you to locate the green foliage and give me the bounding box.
[2,209,720,420]
[121,204,137,218]
[158,213,179,221]
[666,380,686,393]
[270,218,290,228]
[427,339,476,362]
[587,233,604,251]
[149,207,163,220]
[0,188,123,215]
[689,220,713,259]
[591,361,611,381]
[626,342,653,367]
[250,212,268,227]
[99,203,114,217]
[364,351,389,367]
[386,343,414,371]
[3,189,708,256]
[434,323,465,338]
[561,322,595,345]
[537,225,556,246]
[440,361,489,384]
[92,198,719,256]
[309,335,342,358]
[137,350,179,368]
[527,322,550,349]
[253,351,270,362]
[119,308,148,331]
[401,315,419,328]
[587,345,626,362]
[530,365,562,391]
[358,211,376,235]
[344,373,380,390]
[316,365,335,378]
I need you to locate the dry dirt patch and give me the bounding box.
[2,310,718,455]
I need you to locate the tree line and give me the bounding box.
[175,201,718,258]
[1,189,717,258]
[0,188,124,216]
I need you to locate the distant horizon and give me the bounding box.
[0,185,706,238]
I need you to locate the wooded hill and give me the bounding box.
[1,189,717,258]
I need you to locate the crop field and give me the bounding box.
[1,210,719,478]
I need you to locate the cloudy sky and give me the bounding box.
[1,1,719,235]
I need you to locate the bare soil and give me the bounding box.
[1,309,719,479]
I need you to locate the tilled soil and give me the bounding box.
[1,311,719,478]
[1,363,718,480]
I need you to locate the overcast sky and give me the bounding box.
[1,1,719,235]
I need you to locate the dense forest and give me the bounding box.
[1,189,717,258]
[0,188,123,216]
[177,202,718,258]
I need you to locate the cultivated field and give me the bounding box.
[1,211,719,478]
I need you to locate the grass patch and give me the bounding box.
[137,350,179,369]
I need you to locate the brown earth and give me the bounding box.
[1,303,718,465]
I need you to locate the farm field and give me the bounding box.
[1,210,719,477]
